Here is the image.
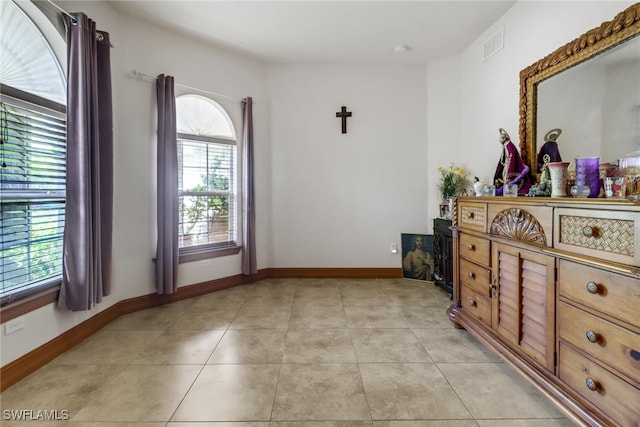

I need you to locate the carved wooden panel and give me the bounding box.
[490,208,547,246]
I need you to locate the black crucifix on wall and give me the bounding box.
[336,106,352,134]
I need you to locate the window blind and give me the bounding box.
[178,137,237,250]
[0,93,66,302]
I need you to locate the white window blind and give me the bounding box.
[176,94,237,252]
[1,92,66,303]
[178,138,237,249]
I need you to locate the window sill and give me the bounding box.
[179,245,242,264]
[0,286,60,323]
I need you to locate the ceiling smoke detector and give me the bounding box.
[394,45,410,54]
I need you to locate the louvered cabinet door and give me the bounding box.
[492,242,556,372]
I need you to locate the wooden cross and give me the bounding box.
[335,106,352,134]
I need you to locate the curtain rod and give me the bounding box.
[47,0,77,24]
[131,70,247,103]
[47,0,114,47]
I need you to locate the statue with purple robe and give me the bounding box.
[493,128,532,195]
[537,128,563,172]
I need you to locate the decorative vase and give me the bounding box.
[440,196,452,219]
[547,162,571,197]
[575,157,600,198]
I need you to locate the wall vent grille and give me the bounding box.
[483,27,504,61]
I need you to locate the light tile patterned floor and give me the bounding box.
[0,278,574,426]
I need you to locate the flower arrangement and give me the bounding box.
[438,163,469,197]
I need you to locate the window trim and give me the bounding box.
[178,245,242,264]
[176,97,239,259]
[1,84,66,309]
[0,2,66,315]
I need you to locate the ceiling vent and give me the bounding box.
[483,27,504,61]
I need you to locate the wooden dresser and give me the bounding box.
[448,196,640,426]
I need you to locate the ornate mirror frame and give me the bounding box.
[518,3,640,174]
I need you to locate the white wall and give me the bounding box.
[1,1,271,366]
[426,0,637,203]
[268,64,428,267]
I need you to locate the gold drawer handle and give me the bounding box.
[467,271,475,279]
[468,299,476,307]
[586,281,600,295]
[585,377,599,392]
[582,226,599,238]
[467,243,475,251]
[586,330,599,343]
[466,211,474,219]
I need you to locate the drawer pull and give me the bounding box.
[582,226,599,238]
[585,281,600,294]
[468,299,476,307]
[466,211,474,219]
[585,377,599,392]
[467,271,475,279]
[585,330,599,343]
[467,244,475,251]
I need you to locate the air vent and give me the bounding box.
[483,27,504,61]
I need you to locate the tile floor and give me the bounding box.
[1,278,574,426]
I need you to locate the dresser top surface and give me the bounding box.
[456,196,640,211]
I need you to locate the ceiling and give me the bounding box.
[109,1,516,64]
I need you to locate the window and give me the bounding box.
[0,1,67,305]
[176,95,238,257]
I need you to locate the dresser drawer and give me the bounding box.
[460,258,491,297]
[554,208,640,266]
[558,259,639,328]
[459,233,490,266]
[558,301,640,383]
[458,201,486,232]
[460,284,491,327]
[559,342,640,427]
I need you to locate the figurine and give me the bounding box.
[493,128,532,195]
[527,164,552,196]
[473,176,485,196]
[537,128,563,173]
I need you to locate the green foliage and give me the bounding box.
[438,163,470,197]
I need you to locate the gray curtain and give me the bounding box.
[155,74,178,294]
[241,97,257,275]
[58,13,113,311]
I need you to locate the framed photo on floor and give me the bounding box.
[401,233,435,281]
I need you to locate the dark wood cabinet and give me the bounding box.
[433,218,453,298]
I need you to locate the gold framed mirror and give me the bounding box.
[518,3,640,175]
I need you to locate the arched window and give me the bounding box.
[176,94,238,256]
[0,1,67,304]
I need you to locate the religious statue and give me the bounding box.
[527,163,552,196]
[537,128,563,173]
[493,128,532,195]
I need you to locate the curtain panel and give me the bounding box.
[155,74,178,294]
[58,13,113,311]
[241,97,257,275]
